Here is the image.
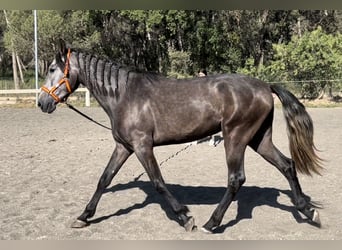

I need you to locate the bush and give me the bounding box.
[167,49,193,78]
[238,27,342,99]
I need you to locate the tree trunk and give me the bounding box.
[16,53,25,85]
[297,17,302,37]
[3,10,20,89]
[12,50,20,89]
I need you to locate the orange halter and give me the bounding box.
[41,49,72,103]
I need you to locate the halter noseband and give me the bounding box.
[41,49,72,103]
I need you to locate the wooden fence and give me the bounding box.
[0,88,91,107]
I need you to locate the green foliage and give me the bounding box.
[1,10,342,99]
[239,27,342,99]
[36,11,65,61]
[3,10,33,59]
[168,49,192,78]
[37,10,101,60]
[284,27,342,98]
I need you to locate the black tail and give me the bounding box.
[270,85,323,176]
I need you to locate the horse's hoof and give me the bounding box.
[201,227,213,234]
[312,210,321,227]
[184,217,197,232]
[71,219,89,228]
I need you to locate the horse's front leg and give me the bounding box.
[134,142,197,232]
[71,142,132,228]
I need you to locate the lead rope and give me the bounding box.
[65,102,112,130]
[65,102,193,181]
[133,143,193,181]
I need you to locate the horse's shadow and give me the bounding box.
[88,180,318,233]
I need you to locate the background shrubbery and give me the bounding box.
[1,10,341,99]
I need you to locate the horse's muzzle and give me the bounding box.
[38,94,57,114]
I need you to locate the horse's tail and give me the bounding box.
[270,84,323,176]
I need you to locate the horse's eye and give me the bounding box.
[49,64,57,74]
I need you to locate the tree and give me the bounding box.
[0,12,10,76]
[287,27,342,98]
[1,10,342,93]
[97,10,171,73]
[241,27,342,99]
[2,10,32,88]
[37,10,101,75]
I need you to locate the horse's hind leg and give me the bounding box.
[249,125,321,226]
[133,141,196,232]
[71,142,132,228]
[202,130,247,233]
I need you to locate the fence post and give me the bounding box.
[85,89,90,107]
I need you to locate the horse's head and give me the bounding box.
[38,40,79,113]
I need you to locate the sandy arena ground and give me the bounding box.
[0,106,341,239]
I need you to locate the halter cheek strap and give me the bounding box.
[41,49,72,103]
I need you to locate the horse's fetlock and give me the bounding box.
[295,197,308,210]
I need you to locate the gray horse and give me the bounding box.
[38,40,322,233]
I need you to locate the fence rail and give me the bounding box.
[0,88,91,107]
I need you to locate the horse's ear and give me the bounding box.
[58,39,68,55]
[56,39,69,66]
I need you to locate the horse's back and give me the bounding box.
[118,73,274,145]
[212,74,273,108]
[207,74,274,126]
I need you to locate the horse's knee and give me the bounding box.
[228,172,245,192]
[152,179,174,204]
[152,179,166,194]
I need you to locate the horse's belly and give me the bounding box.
[152,103,221,145]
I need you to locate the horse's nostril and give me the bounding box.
[37,102,41,107]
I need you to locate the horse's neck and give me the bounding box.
[76,52,122,114]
